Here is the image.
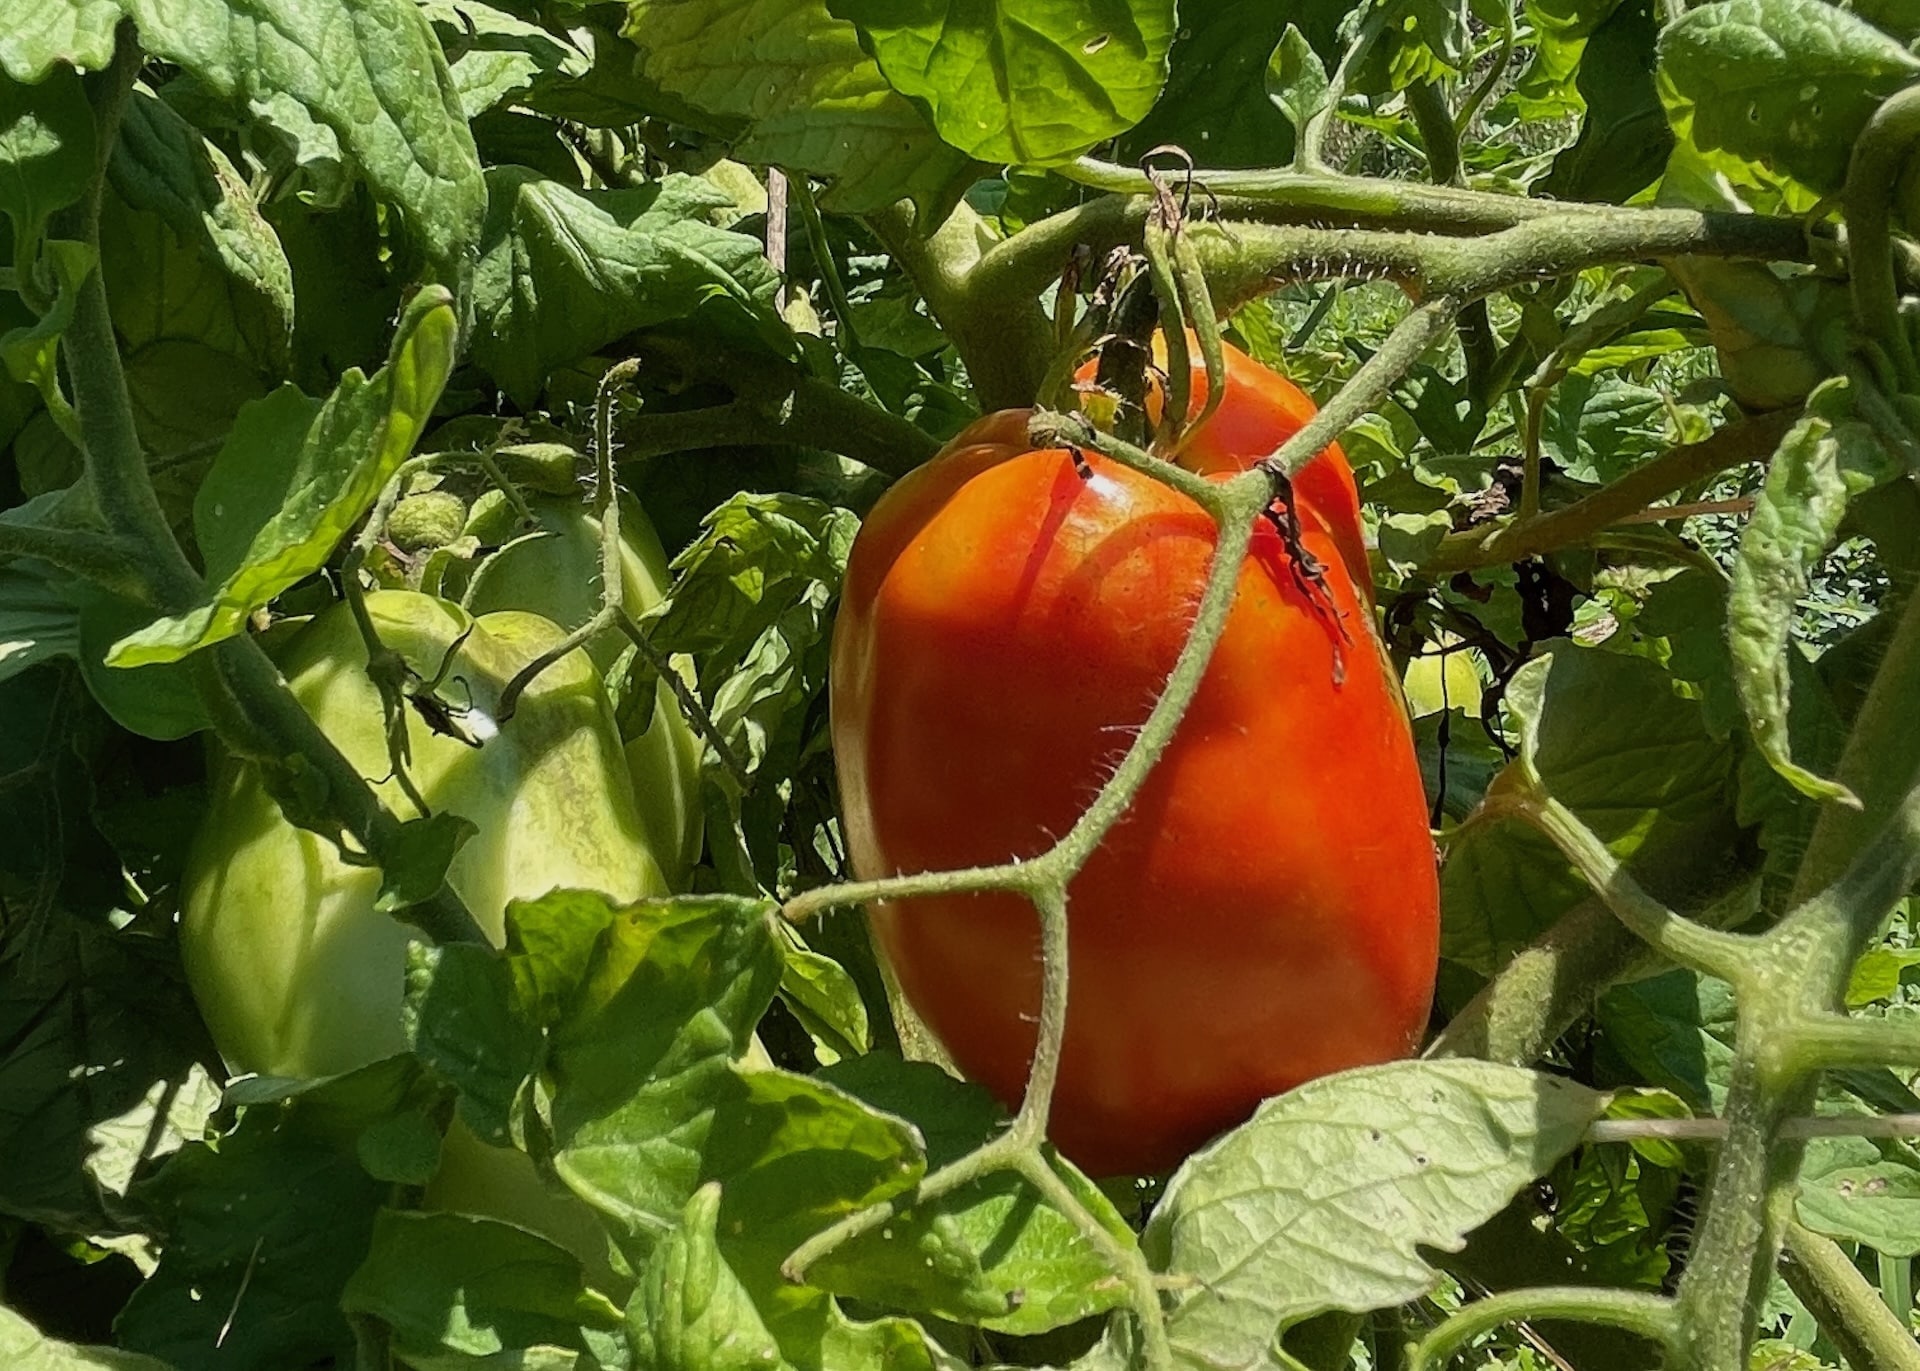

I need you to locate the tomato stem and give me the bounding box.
[1407,1286,1680,1371]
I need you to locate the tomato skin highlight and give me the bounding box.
[831,411,1438,1177]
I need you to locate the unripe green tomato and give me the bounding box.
[388,490,468,552]
[181,591,661,1275]
[464,495,704,888]
[181,590,666,1079]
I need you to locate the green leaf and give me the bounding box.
[343,1210,623,1362]
[823,0,1176,165]
[1116,0,1318,167]
[71,583,213,739]
[1444,645,1739,972]
[355,1107,444,1185]
[529,893,783,1243]
[648,494,856,894]
[0,64,95,255]
[189,384,322,584]
[121,0,486,291]
[623,0,978,215]
[118,1058,439,1370]
[1596,968,1739,1110]
[0,1306,175,1371]
[812,1053,1134,1335]
[421,0,590,119]
[0,562,81,684]
[1144,1060,1604,1359]
[1537,373,1669,484]
[0,1,126,83]
[472,168,782,406]
[1728,381,1898,803]
[1665,258,1847,411]
[406,938,544,1146]
[1,238,93,438]
[374,812,479,915]
[106,88,295,374]
[630,1182,795,1371]
[1265,24,1330,135]
[107,287,457,666]
[1795,1135,1920,1256]
[1847,948,1920,1007]
[1520,0,1624,95]
[1539,0,1672,205]
[1657,0,1920,196]
[777,923,871,1062]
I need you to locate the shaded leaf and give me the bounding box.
[0,64,95,251]
[117,1059,439,1370]
[343,1210,622,1362]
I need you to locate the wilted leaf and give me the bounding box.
[1728,380,1897,803]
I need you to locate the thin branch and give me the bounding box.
[1499,784,1759,990]
[1409,1288,1678,1370]
[1418,408,1797,574]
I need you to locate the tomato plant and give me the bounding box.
[7,2,1920,1369]
[832,370,1438,1176]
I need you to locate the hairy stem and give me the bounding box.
[1844,85,1920,390]
[0,521,155,601]
[1409,1287,1678,1370]
[1779,1223,1920,1371]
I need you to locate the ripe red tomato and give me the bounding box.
[1078,335,1373,596]
[831,361,1438,1178]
